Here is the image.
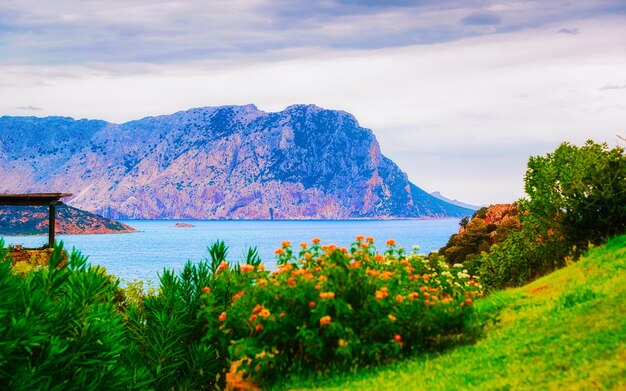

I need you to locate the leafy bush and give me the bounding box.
[439,203,521,271]
[524,140,626,251]
[439,141,626,291]
[0,240,148,390]
[123,243,232,390]
[205,237,482,387]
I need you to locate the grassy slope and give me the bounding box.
[279,235,626,390]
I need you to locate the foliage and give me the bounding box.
[438,203,522,274]
[454,140,626,291]
[523,140,626,251]
[277,234,626,391]
[123,242,231,390]
[0,240,149,390]
[204,237,482,387]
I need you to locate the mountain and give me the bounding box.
[430,191,481,210]
[0,104,473,219]
[0,205,137,235]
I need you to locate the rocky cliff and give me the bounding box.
[0,205,137,235]
[0,104,472,219]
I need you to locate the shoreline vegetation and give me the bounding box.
[1,139,624,389]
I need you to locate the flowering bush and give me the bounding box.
[204,236,482,386]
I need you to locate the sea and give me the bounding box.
[1,219,460,284]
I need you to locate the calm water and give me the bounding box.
[1,219,459,283]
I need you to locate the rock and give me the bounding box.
[0,105,473,219]
[174,222,195,228]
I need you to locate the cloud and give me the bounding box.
[599,83,626,90]
[0,0,623,66]
[460,11,501,26]
[16,105,42,111]
[558,27,580,34]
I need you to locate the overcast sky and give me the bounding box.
[1,0,625,205]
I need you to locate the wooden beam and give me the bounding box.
[49,203,56,248]
[0,193,72,206]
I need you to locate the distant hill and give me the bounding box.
[430,191,480,211]
[0,105,473,219]
[0,205,136,235]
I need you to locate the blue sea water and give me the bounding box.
[1,219,459,284]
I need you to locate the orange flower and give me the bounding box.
[374,254,384,262]
[319,315,332,326]
[367,269,380,277]
[318,275,327,282]
[408,292,419,300]
[395,295,404,303]
[309,301,316,308]
[319,291,335,299]
[400,260,409,266]
[312,237,321,244]
[219,312,227,322]
[249,314,258,322]
[259,308,271,318]
[232,291,244,301]
[338,338,348,347]
[388,314,397,322]
[202,286,211,294]
[393,334,402,342]
[240,264,254,273]
[282,240,291,247]
[380,271,393,280]
[422,274,430,281]
[366,236,374,243]
[275,248,285,255]
[355,235,364,241]
[218,261,228,272]
[253,304,264,314]
[360,243,369,249]
[386,239,396,246]
[300,242,308,249]
[304,253,312,260]
[288,278,295,287]
[255,324,263,332]
[350,260,362,268]
[465,298,473,306]
[314,284,321,290]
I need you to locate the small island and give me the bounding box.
[0,204,136,235]
[174,222,195,228]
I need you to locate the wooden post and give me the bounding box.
[49,203,56,248]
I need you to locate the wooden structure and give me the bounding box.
[0,193,72,247]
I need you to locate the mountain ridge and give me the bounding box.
[0,104,473,220]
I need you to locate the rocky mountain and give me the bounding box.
[0,104,473,219]
[0,205,137,235]
[430,191,480,210]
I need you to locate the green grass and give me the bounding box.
[276,235,626,390]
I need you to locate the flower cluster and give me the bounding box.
[204,236,482,386]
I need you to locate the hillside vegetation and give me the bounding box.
[278,234,626,390]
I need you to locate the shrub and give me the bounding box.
[123,243,230,390]
[0,240,148,390]
[205,237,482,386]
[524,140,626,251]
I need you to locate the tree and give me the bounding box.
[523,140,626,249]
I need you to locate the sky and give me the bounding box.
[1,0,625,206]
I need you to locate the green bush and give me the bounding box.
[0,240,149,390]
[123,244,231,390]
[205,237,482,387]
